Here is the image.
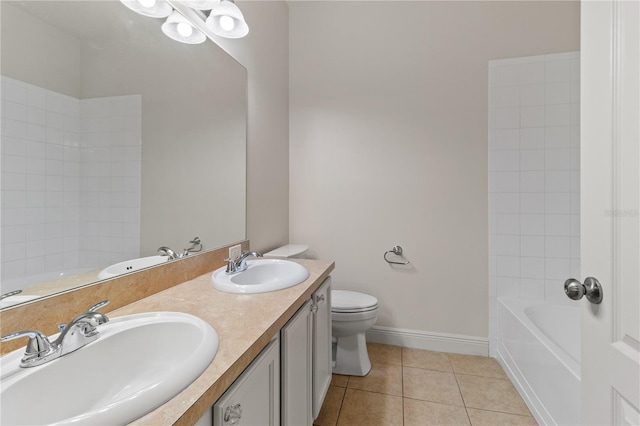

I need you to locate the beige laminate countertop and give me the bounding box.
[107,259,334,426]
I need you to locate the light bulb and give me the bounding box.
[177,22,194,37]
[219,15,235,32]
[138,0,156,8]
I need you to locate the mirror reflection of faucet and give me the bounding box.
[157,237,203,260]
[0,300,110,368]
[157,246,180,260]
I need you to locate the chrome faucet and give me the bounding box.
[158,237,203,259]
[0,300,110,368]
[158,246,179,260]
[181,237,202,257]
[225,251,262,274]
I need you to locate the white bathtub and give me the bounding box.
[497,298,581,426]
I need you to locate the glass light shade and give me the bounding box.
[119,0,172,18]
[162,11,206,44]
[181,0,221,11]
[206,0,249,39]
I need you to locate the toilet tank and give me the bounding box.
[263,244,309,259]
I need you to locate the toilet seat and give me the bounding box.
[332,290,378,313]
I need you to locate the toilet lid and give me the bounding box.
[263,244,309,258]
[332,290,378,313]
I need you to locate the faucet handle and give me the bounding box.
[1,330,55,363]
[224,257,238,274]
[87,299,109,313]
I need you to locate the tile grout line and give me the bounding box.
[448,353,474,426]
[335,376,351,425]
[401,347,405,426]
[334,381,347,426]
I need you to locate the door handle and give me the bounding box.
[564,277,603,304]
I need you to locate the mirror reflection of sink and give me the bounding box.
[212,259,310,294]
[0,312,218,425]
[0,294,41,309]
[97,255,168,280]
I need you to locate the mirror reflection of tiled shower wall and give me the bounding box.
[78,95,142,269]
[488,52,580,356]
[0,76,141,289]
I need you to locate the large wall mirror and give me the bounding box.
[0,0,247,309]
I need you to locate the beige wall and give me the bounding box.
[0,3,81,97]
[213,1,291,253]
[289,1,579,338]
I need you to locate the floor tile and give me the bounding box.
[336,389,403,426]
[404,398,471,426]
[367,342,402,365]
[449,353,507,379]
[457,374,531,416]
[347,362,402,396]
[402,347,453,372]
[314,386,346,426]
[332,374,349,388]
[403,366,464,406]
[467,408,538,425]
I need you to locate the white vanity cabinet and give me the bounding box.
[281,277,332,426]
[209,276,332,426]
[213,337,280,426]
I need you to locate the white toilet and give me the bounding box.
[263,244,309,259]
[264,245,378,376]
[331,290,378,376]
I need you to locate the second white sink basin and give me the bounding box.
[0,311,218,425]
[212,259,310,294]
[97,255,168,280]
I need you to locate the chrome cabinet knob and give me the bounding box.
[564,277,603,304]
[224,403,242,425]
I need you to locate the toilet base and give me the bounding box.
[332,332,371,376]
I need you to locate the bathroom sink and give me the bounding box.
[97,255,168,280]
[212,259,310,294]
[0,311,218,425]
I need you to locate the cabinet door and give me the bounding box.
[281,300,313,426]
[213,337,280,426]
[312,277,332,419]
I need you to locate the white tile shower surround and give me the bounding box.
[1,76,141,285]
[488,52,580,356]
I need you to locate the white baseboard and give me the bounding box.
[366,326,489,356]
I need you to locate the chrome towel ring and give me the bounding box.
[384,246,410,265]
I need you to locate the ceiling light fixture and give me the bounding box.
[161,10,206,44]
[205,0,249,39]
[181,0,221,11]
[119,0,249,44]
[120,0,172,18]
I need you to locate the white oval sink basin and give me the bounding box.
[0,311,218,425]
[97,255,168,280]
[212,259,310,294]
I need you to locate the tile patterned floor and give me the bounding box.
[314,343,538,426]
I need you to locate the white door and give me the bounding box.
[581,0,640,424]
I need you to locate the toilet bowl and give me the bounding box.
[263,244,309,259]
[332,290,378,376]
